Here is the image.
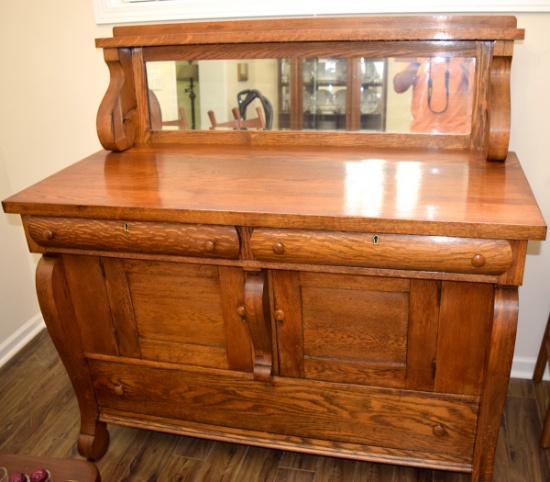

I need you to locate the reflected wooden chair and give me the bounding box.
[232,106,266,129]
[148,89,188,130]
[208,107,266,130]
[533,310,550,447]
[208,109,240,130]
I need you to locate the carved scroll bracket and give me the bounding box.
[97,48,137,152]
[487,41,514,161]
[243,269,273,382]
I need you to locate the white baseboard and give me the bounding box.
[0,314,46,369]
[511,355,548,381]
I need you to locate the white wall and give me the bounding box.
[0,2,548,376]
[0,144,41,364]
[509,13,550,377]
[0,0,111,365]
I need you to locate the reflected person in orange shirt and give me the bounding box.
[393,57,475,134]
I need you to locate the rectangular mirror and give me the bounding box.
[145,57,475,135]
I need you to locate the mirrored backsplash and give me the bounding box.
[146,57,475,135]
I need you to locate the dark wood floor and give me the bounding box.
[1,329,550,481]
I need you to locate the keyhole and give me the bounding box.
[373,235,380,245]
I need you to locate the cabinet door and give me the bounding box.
[70,256,254,373]
[272,271,440,390]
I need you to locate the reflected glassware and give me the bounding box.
[361,87,381,114]
[303,88,314,112]
[336,60,347,82]
[361,60,376,83]
[335,89,346,113]
[303,61,314,82]
[280,59,290,83]
[315,89,335,113]
[0,467,8,482]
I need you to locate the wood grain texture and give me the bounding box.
[91,15,524,159]
[96,48,136,151]
[435,282,494,396]
[97,16,523,48]
[3,332,550,481]
[250,229,513,275]
[243,269,273,381]
[406,280,440,391]
[27,216,240,259]
[487,46,514,161]
[472,287,519,481]
[35,256,109,460]
[2,16,545,482]
[3,145,546,242]
[88,357,479,463]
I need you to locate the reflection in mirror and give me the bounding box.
[392,57,475,134]
[145,57,475,135]
[298,58,386,131]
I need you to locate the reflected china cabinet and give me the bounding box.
[2,16,546,481]
[278,57,387,130]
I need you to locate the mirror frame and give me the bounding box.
[95,15,524,160]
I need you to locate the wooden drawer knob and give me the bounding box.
[471,254,486,268]
[204,240,215,252]
[272,242,285,255]
[432,424,447,437]
[236,305,246,317]
[43,229,54,241]
[113,385,124,396]
[274,309,285,321]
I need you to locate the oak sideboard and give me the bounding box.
[3,15,546,481]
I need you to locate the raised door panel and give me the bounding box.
[272,271,440,389]
[102,259,254,372]
[435,281,494,396]
[63,255,119,356]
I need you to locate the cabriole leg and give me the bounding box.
[36,255,110,460]
[471,286,518,481]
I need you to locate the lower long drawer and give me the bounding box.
[89,358,478,465]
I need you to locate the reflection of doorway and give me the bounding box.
[176,61,201,130]
[146,61,179,123]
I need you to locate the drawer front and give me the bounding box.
[90,358,478,463]
[250,229,512,275]
[27,217,240,259]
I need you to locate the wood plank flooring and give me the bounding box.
[1,329,550,481]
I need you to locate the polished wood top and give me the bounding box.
[2,145,546,240]
[96,15,524,48]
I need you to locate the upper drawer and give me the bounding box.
[250,229,513,275]
[26,217,240,259]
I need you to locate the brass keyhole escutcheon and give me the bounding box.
[123,223,130,232]
[373,235,380,245]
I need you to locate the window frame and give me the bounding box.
[94,0,550,25]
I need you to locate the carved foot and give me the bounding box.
[77,422,110,461]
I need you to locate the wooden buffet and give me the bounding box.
[2,16,547,481]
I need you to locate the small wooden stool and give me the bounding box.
[0,454,100,482]
[533,311,550,448]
